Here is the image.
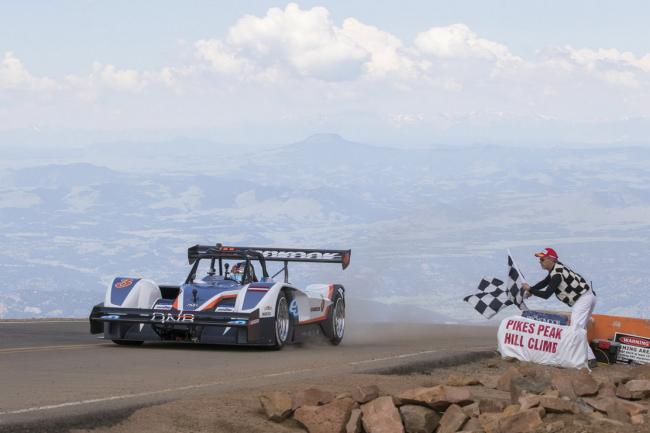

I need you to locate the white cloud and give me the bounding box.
[225,3,368,80]
[0,52,56,91]
[414,24,521,65]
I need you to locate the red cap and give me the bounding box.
[534,247,558,259]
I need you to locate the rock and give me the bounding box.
[478,413,501,433]
[293,387,335,410]
[478,375,499,389]
[545,420,564,433]
[478,399,508,413]
[494,409,543,433]
[346,408,362,433]
[487,358,499,368]
[509,376,550,404]
[446,374,480,386]
[550,374,576,399]
[574,398,594,414]
[538,396,579,414]
[616,382,635,400]
[624,379,650,397]
[438,404,468,433]
[542,389,560,398]
[497,367,523,393]
[571,370,599,396]
[361,396,405,433]
[461,402,480,417]
[396,386,472,411]
[631,414,645,425]
[294,397,355,433]
[631,364,650,380]
[605,400,631,424]
[337,392,353,400]
[583,396,648,416]
[399,405,440,433]
[595,377,617,398]
[461,417,482,432]
[518,395,540,411]
[351,385,380,404]
[259,391,293,422]
[595,418,625,427]
[502,404,520,416]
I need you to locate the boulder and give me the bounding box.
[438,404,468,433]
[478,399,508,413]
[461,402,480,418]
[294,397,355,433]
[396,386,472,411]
[478,375,499,389]
[631,414,645,425]
[399,405,440,433]
[571,370,599,396]
[538,396,579,414]
[351,385,380,404]
[346,408,362,433]
[624,379,650,397]
[550,374,576,399]
[293,387,335,410]
[510,376,550,403]
[517,395,540,411]
[631,364,650,380]
[259,391,293,422]
[605,400,631,424]
[361,396,405,433]
[545,420,564,433]
[595,377,617,398]
[488,409,543,433]
[497,367,523,393]
[446,374,480,386]
[461,417,482,432]
[584,396,648,416]
[502,404,520,416]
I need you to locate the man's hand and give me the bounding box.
[521,283,532,298]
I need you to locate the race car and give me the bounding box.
[89,244,350,349]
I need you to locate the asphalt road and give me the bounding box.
[0,320,496,430]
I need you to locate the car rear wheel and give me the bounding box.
[322,288,345,345]
[112,340,144,346]
[273,292,291,349]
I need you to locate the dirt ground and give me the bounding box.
[71,355,650,433]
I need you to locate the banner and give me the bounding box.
[498,315,588,369]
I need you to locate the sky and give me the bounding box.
[2,1,650,146]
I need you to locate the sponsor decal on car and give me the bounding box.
[153,304,173,310]
[260,250,341,260]
[114,278,134,289]
[216,306,235,312]
[100,315,121,320]
[227,320,247,325]
[249,318,260,326]
[151,312,195,323]
[289,299,298,317]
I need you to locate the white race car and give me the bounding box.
[89,244,350,349]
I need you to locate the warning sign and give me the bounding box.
[614,332,650,365]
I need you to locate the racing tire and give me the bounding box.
[273,291,292,349]
[321,287,345,345]
[112,340,144,346]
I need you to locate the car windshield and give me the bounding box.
[191,258,261,285]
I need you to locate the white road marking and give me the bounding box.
[0,344,102,354]
[0,345,495,416]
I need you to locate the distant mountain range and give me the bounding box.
[1,134,648,321]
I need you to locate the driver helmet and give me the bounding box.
[230,262,246,283]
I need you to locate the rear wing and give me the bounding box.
[188,244,351,270]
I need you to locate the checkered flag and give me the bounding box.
[507,250,528,311]
[464,251,528,319]
[463,278,512,318]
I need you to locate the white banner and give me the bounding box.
[498,315,588,369]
